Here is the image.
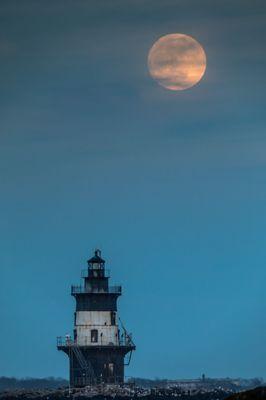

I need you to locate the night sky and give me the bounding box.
[1,0,266,380]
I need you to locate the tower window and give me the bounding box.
[91,329,98,343]
[110,312,116,325]
[108,363,114,376]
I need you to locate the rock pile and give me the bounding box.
[0,384,234,400]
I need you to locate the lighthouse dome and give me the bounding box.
[87,249,105,266]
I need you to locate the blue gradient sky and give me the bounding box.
[1,0,266,380]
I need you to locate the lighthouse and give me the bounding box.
[57,250,135,387]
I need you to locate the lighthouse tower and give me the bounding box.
[57,250,135,387]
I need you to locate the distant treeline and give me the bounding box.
[0,376,263,392]
[128,377,264,390]
[0,377,68,391]
[127,378,169,388]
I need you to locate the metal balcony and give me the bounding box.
[57,334,135,348]
[71,285,122,295]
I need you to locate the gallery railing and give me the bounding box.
[71,285,122,295]
[57,333,134,348]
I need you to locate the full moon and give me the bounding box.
[148,33,207,91]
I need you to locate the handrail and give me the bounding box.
[57,335,134,348]
[71,285,122,295]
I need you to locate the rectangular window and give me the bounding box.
[108,363,114,376]
[110,311,116,325]
[91,329,98,343]
[104,363,114,376]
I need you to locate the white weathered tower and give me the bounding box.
[74,250,120,347]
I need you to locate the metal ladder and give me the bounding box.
[71,344,95,384]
